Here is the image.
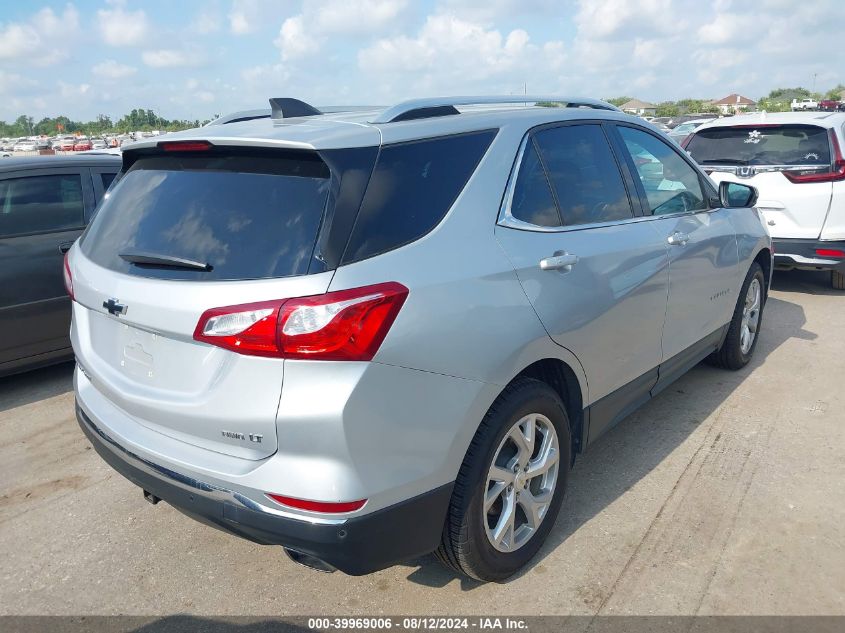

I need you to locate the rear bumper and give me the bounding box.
[76,403,453,575]
[773,238,845,272]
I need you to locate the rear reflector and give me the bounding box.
[193,282,408,361]
[265,494,366,513]
[815,248,845,258]
[783,130,845,183]
[63,251,74,300]
[158,140,213,152]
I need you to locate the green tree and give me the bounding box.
[605,96,633,107]
[825,84,845,100]
[655,102,679,117]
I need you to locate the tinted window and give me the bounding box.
[81,151,331,281]
[100,172,117,190]
[0,174,84,237]
[509,139,560,227]
[686,125,831,166]
[618,126,707,215]
[342,130,496,264]
[533,125,633,226]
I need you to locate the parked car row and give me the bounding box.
[792,98,845,112]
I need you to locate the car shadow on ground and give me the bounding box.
[401,279,817,590]
[0,360,74,414]
[771,268,840,296]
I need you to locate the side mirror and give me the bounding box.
[719,181,758,208]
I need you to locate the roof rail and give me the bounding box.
[205,109,270,126]
[269,98,322,119]
[371,96,621,124]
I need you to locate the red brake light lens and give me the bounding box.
[783,130,845,184]
[63,252,74,300]
[680,134,693,149]
[158,140,213,152]
[192,282,408,361]
[815,248,845,258]
[265,494,366,514]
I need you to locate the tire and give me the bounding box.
[435,378,571,582]
[832,270,845,290]
[708,262,765,370]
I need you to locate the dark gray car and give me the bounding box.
[0,155,120,377]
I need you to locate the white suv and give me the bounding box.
[686,112,845,288]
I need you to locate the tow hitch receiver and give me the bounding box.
[143,490,161,505]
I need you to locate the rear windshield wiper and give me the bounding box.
[119,250,212,271]
[698,158,750,165]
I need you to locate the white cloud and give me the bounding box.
[92,59,137,79]
[97,2,151,46]
[275,16,319,61]
[193,9,222,35]
[274,0,409,60]
[0,5,79,65]
[142,48,206,68]
[357,13,566,98]
[228,0,263,35]
[312,0,408,35]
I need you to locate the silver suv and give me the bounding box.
[68,96,772,581]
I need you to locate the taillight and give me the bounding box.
[816,248,845,258]
[265,494,366,513]
[63,251,74,300]
[192,282,408,361]
[680,134,693,149]
[784,130,845,183]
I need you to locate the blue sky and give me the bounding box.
[1,0,843,122]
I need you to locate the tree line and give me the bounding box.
[0,108,222,138]
[605,85,845,116]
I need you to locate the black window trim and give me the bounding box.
[609,121,720,220]
[0,167,94,240]
[497,119,642,234]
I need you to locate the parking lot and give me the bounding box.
[0,269,843,616]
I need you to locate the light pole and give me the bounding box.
[813,73,818,94]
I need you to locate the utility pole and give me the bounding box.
[813,73,818,94]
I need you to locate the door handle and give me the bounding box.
[667,232,689,246]
[540,252,579,272]
[59,240,75,253]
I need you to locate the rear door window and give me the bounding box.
[0,173,85,237]
[341,130,496,264]
[81,151,332,281]
[686,125,831,166]
[533,124,634,226]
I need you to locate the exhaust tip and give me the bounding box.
[284,548,336,573]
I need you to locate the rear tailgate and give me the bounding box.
[71,145,343,460]
[687,123,835,239]
[706,170,832,239]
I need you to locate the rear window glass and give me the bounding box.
[81,151,331,281]
[687,125,831,166]
[341,130,496,264]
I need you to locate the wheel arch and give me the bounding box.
[507,357,586,462]
[754,247,772,298]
